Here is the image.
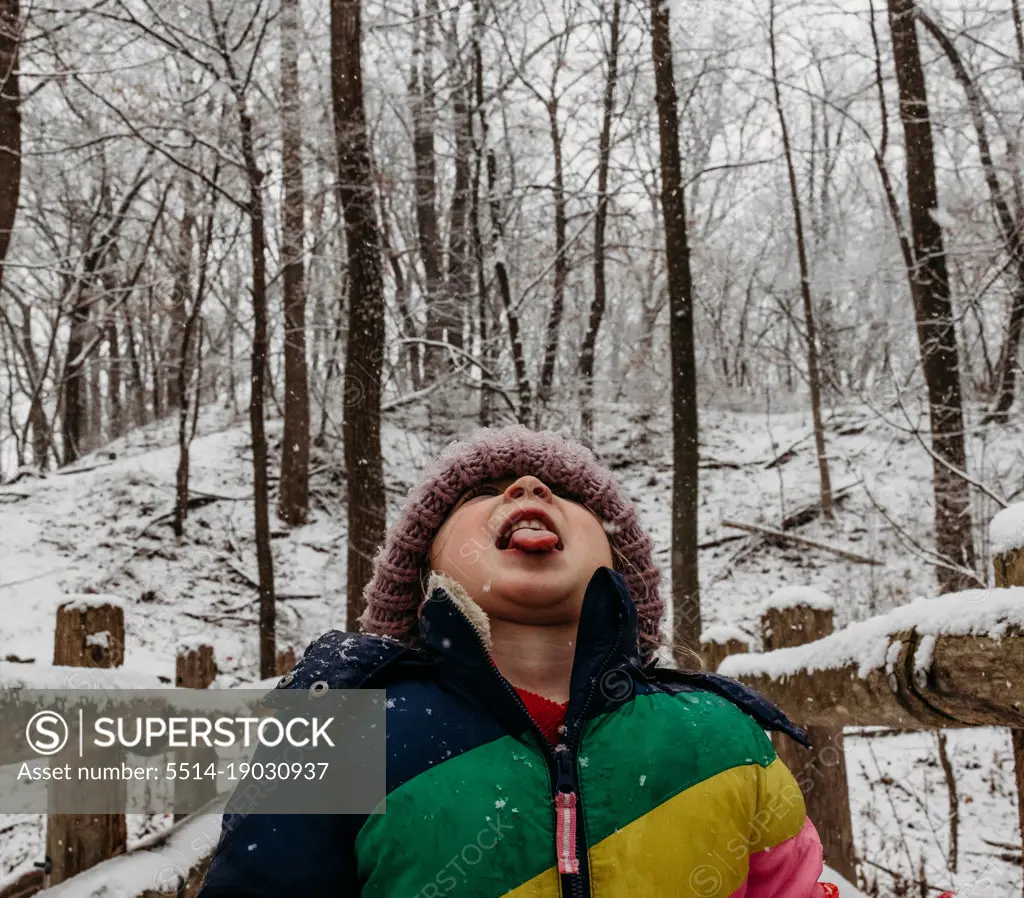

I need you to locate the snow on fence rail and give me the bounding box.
[717,585,1024,729]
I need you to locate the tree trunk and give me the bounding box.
[209,10,278,678]
[445,20,471,360]
[61,291,88,465]
[106,309,122,439]
[916,11,1024,423]
[769,0,833,520]
[649,0,700,653]
[0,0,20,302]
[166,183,195,413]
[473,0,531,425]
[277,0,310,527]
[469,31,492,427]
[173,166,219,539]
[579,0,621,447]
[122,304,147,427]
[410,0,446,381]
[18,301,51,470]
[887,0,977,591]
[87,331,102,449]
[536,97,567,424]
[332,0,387,631]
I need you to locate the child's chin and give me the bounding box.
[488,566,576,605]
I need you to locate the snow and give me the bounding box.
[990,503,1024,557]
[59,595,126,613]
[822,864,869,898]
[764,585,835,612]
[720,587,1024,680]
[0,661,169,691]
[84,631,110,649]
[177,634,213,653]
[929,206,958,229]
[699,624,752,646]
[36,799,228,898]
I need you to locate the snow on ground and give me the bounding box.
[990,503,1024,557]
[1,400,1022,895]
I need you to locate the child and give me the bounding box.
[199,425,842,897]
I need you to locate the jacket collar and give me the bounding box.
[418,566,647,731]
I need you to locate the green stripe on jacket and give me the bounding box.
[354,690,779,898]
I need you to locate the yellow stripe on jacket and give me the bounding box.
[505,758,807,898]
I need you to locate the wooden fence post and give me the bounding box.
[990,505,1024,897]
[275,645,297,676]
[761,587,857,883]
[174,642,218,821]
[699,625,751,671]
[47,597,128,886]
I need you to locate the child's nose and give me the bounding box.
[504,475,552,501]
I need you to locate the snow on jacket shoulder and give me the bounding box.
[198,566,827,898]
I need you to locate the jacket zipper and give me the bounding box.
[458,601,626,898]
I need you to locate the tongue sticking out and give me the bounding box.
[507,528,560,552]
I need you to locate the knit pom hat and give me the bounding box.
[358,425,664,653]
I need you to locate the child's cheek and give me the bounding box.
[459,537,486,566]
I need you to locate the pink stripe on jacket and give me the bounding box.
[729,817,830,898]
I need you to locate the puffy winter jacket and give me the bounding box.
[199,566,830,897]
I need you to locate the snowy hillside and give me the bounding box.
[2,403,1022,895]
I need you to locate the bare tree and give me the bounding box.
[60,164,150,465]
[474,0,531,425]
[173,164,220,538]
[278,0,310,526]
[915,10,1024,424]
[887,0,977,591]
[443,10,471,363]
[579,0,621,447]
[0,0,19,300]
[332,0,387,630]
[650,0,700,653]
[165,177,195,413]
[411,0,446,382]
[207,5,278,678]
[768,0,833,520]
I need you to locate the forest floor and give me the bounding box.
[1,399,1022,896]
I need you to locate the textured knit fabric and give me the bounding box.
[514,687,568,746]
[200,567,826,898]
[358,425,663,654]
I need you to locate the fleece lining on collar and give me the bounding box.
[426,571,493,652]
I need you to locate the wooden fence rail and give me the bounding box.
[706,513,1024,895]
[0,599,291,895]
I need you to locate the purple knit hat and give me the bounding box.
[358,424,663,653]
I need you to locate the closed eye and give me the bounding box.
[454,482,503,508]
[552,486,582,504]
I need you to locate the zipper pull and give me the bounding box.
[555,750,575,792]
[554,751,580,875]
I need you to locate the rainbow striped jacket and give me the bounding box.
[200,567,827,898]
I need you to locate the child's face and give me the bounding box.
[427,474,615,625]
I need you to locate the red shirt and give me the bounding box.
[514,687,569,746]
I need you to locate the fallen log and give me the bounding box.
[721,518,883,566]
[722,483,858,569]
[720,586,1024,729]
